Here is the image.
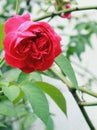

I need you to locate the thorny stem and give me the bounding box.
[73,92,96,130]
[50,66,96,130]
[33,5,97,21]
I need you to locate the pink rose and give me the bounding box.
[3,14,61,73]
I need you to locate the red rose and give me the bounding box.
[3,14,61,73]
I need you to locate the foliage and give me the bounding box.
[66,21,97,59]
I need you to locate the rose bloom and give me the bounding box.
[3,14,61,73]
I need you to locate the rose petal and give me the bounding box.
[38,22,62,57]
[37,57,54,71]
[20,54,54,73]
[20,65,35,73]
[5,52,26,68]
[3,32,17,53]
[4,13,30,34]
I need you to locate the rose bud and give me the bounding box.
[61,1,71,19]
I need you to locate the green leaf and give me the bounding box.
[82,35,92,48]
[14,104,28,117]
[21,82,49,124]
[57,25,64,30]
[68,34,92,59]
[35,82,67,115]
[41,69,58,79]
[75,22,97,34]
[66,46,75,59]
[2,85,24,103]
[75,38,85,58]
[23,113,37,129]
[0,101,16,117]
[75,22,87,32]
[17,71,42,84]
[0,122,6,128]
[1,69,21,82]
[14,88,24,103]
[0,23,5,50]
[55,54,78,89]
[46,117,54,130]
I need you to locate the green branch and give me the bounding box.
[79,101,97,106]
[50,66,97,98]
[50,66,96,130]
[79,86,97,98]
[73,93,96,130]
[33,5,97,21]
[50,66,73,89]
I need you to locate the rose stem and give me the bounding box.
[50,66,96,130]
[33,5,97,21]
[16,0,20,14]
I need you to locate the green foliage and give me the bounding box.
[71,0,78,4]
[0,24,4,51]
[21,81,50,125]
[55,54,78,88]
[42,69,58,79]
[35,81,67,115]
[75,22,97,34]
[2,85,24,104]
[46,117,54,130]
[57,25,65,30]
[67,34,92,59]
[0,122,6,128]
[66,22,97,59]
[17,71,42,84]
[0,0,32,22]
[0,69,21,82]
[21,113,37,130]
[0,100,38,129]
[0,101,16,117]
